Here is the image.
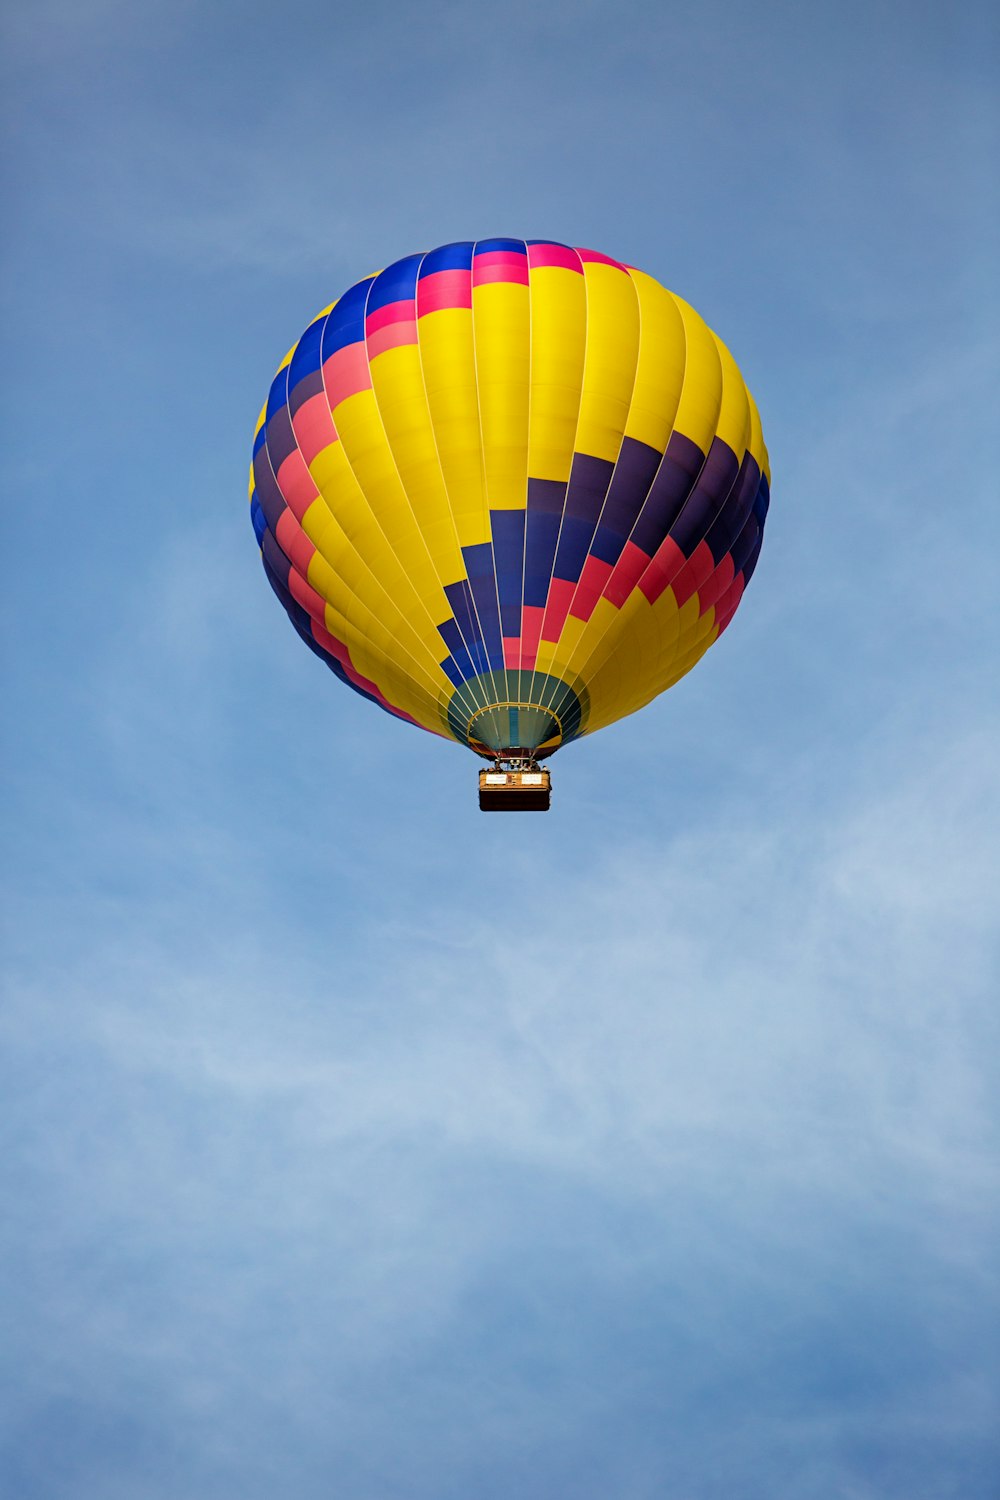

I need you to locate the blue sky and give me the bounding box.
[2,1,998,1496]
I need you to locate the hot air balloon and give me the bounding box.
[250,240,770,810]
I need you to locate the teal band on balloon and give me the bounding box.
[446,670,588,755]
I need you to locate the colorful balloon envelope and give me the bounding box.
[250,239,770,775]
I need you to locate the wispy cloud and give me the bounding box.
[4,697,997,1495]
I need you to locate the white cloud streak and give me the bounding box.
[4,703,997,1496]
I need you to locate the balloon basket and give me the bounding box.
[478,767,551,812]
